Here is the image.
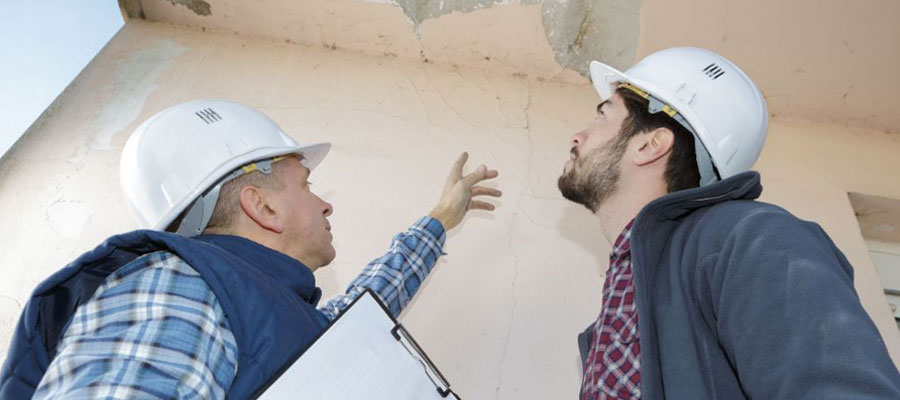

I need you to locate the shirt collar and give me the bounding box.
[610,218,636,262]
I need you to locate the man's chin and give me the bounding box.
[323,248,337,266]
[305,249,337,272]
[556,174,577,202]
[557,175,600,213]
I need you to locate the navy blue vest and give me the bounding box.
[0,230,329,399]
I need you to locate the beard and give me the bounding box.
[557,133,629,213]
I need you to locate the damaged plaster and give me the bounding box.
[380,0,639,76]
[167,0,211,16]
[387,0,540,35]
[122,0,639,79]
[541,0,640,74]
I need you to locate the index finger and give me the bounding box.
[448,151,469,182]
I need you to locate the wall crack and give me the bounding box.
[0,295,23,311]
[495,213,520,399]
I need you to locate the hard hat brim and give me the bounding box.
[589,60,628,101]
[296,142,331,172]
[149,141,331,231]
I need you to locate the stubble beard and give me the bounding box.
[557,134,629,213]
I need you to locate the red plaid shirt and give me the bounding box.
[581,219,641,399]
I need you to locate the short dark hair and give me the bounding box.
[616,87,701,192]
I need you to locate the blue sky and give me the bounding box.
[0,1,124,159]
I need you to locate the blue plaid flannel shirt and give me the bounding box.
[33,216,445,399]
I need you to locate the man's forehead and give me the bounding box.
[597,91,623,107]
[278,153,310,175]
[605,90,627,105]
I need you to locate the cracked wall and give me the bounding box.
[380,0,642,73]
[122,0,900,134]
[125,0,640,82]
[2,15,900,398]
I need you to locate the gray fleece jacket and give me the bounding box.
[578,171,900,399]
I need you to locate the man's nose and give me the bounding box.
[571,131,587,147]
[322,199,333,217]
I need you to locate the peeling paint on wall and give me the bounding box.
[541,0,640,74]
[167,0,211,16]
[387,0,539,35]
[89,39,188,150]
[372,0,638,76]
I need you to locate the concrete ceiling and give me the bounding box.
[118,0,900,134]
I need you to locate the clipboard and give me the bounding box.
[253,289,460,399]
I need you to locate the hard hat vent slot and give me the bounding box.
[702,63,726,80]
[194,108,222,124]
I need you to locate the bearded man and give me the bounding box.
[560,47,900,399]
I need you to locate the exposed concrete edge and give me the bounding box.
[118,0,144,20]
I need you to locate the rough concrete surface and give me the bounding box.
[166,0,210,16]
[542,0,640,74]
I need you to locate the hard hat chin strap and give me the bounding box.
[176,185,222,237]
[653,99,718,185]
[693,141,718,187]
[174,157,283,237]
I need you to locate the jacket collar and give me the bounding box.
[195,234,322,304]
[640,171,763,221]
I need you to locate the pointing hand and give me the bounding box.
[428,152,501,231]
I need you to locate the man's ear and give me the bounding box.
[633,127,675,167]
[239,186,284,233]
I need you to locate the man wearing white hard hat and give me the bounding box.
[0,100,500,399]
[560,47,900,399]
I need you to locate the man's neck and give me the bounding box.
[595,182,668,247]
[231,224,323,272]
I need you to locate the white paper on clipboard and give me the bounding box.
[255,290,460,399]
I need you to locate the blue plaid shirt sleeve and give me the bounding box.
[318,216,446,320]
[33,251,238,400]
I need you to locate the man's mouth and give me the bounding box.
[569,147,578,160]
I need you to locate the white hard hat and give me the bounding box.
[589,47,768,186]
[120,99,330,235]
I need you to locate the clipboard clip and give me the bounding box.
[391,325,453,398]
